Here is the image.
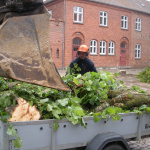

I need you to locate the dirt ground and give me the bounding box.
[99,68,150,94]
[115,73,150,94]
[58,68,150,94]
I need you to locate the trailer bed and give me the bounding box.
[1,112,150,150]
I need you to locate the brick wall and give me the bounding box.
[46,0,64,68]
[64,0,132,68]
[45,0,150,69]
[131,12,150,68]
[49,20,63,69]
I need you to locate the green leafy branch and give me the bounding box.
[7,124,23,149]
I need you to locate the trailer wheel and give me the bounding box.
[102,143,125,150]
[86,132,130,150]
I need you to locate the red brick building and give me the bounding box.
[44,0,150,69]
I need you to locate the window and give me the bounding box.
[90,40,97,55]
[56,48,59,58]
[100,41,106,55]
[73,6,83,23]
[100,11,107,26]
[135,18,141,31]
[121,42,126,48]
[48,10,52,19]
[73,38,81,45]
[108,41,115,55]
[121,16,128,29]
[135,44,141,59]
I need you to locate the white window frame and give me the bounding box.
[73,6,83,23]
[135,18,141,31]
[100,41,106,55]
[121,15,128,29]
[100,11,107,26]
[48,10,52,19]
[135,44,141,59]
[90,40,97,55]
[108,41,115,55]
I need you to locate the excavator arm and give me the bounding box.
[0,0,69,91]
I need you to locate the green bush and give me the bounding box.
[137,67,150,83]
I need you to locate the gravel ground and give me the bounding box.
[128,136,150,150]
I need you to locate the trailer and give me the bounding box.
[1,112,150,150]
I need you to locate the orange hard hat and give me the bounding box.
[78,45,89,53]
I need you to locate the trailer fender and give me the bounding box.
[85,132,130,150]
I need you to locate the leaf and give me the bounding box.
[76,74,82,79]
[73,63,78,68]
[99,82,106,88]
[57,98,69,106]
[7,125,17,137]
[113,73,119,77]
[106,71,111,75]
[73,78,80,85]
[74,107,84,116]
[40,98,49,103]
[13,137,23,148]
[47,104,53,112]
[93,113,101,122]
[53,122,59,131]
[120,80,124,84]
[52,108,62,119]
[88,80,93,85]
[72,97,82,104]
[133,110,142,115]
[139,104,147,111]
[146,107,150,114]
[112,114,121,121]
[0,115,10,122]
[66,116,80,125]
[81,117,87,129]
[106,107,116,115]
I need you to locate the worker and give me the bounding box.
[69,45,98,75]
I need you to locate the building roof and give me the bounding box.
[44,0,150,15]
[88,0,150,14]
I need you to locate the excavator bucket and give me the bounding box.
[0,5,69,91]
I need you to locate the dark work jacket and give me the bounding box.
[69,57,97,75]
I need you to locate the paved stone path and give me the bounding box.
[128,137,150,150]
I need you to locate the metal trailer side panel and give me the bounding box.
[1,113,150,150]
[0,122,9,150]
[141,113,150,136]
[55,114,139,149]
[10,123,52,150]
[11,124,51,149]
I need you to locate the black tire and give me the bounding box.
[102,144,125,150]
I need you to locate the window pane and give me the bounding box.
[104,18,106,25]
[79,14,82,22]
[74,14,77,21]
[125,21,127,28]
[73,38,81,45]
[79,7,82,12]
[74,7,77,11]
[138,45,140,49]
[90,47,92,53]
[100,17,102,24]
[121,43,126,48]
[121,21,123,28]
